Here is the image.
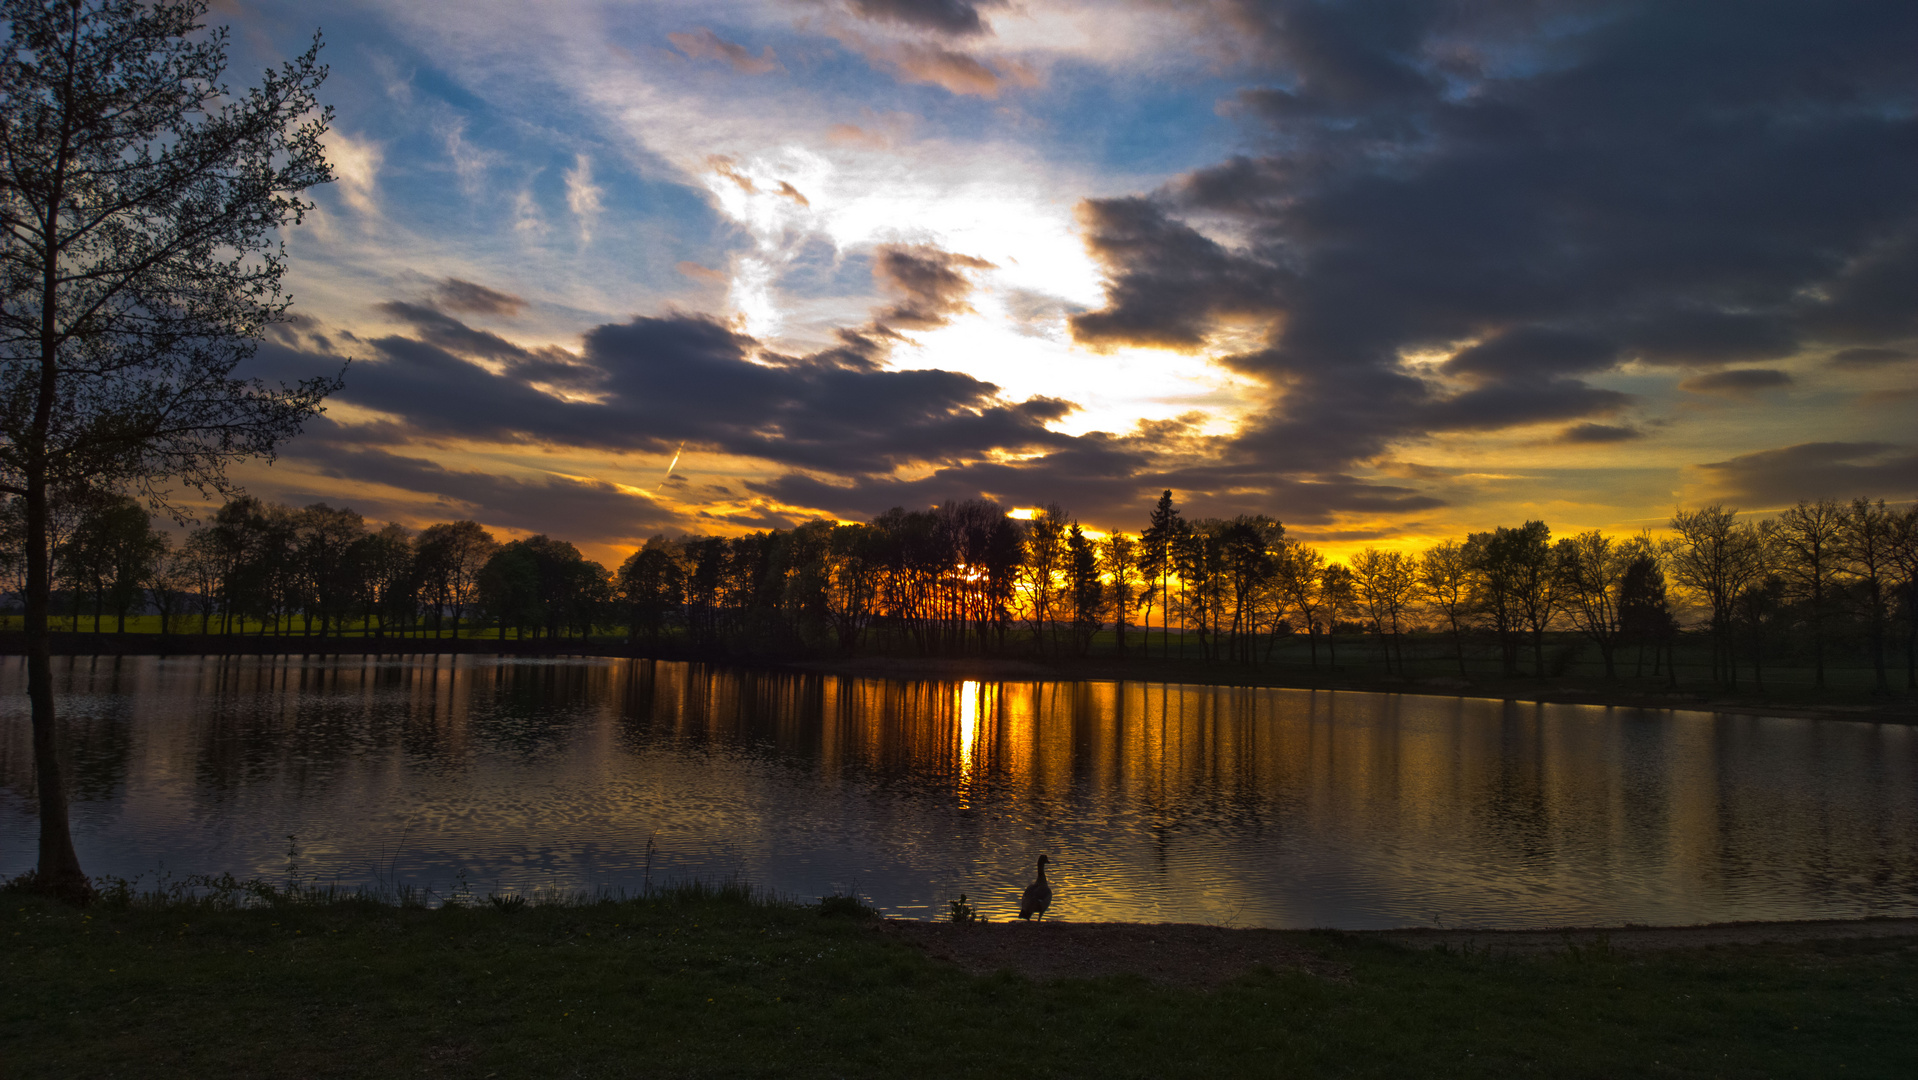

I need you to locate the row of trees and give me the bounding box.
[8,488,1916,692]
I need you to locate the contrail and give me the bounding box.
[655,442,685,492]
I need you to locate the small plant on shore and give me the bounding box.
[487,892,528,913]
[948,894,982,925]
[818,890,878,920]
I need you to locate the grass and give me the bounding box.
[5,885,1914,1078]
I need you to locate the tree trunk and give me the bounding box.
[26,477,92,902]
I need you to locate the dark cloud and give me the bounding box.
[748,426,1445,530]
[1443,330,1618,382]
[270,303,1073,489]
[296,441,686,543]
[1069,197,1285,350]
[1695,442,1918,506]
[871,243,995,331]
[1071,0,1918,477]
[668,27,782,74]
[433,278,525,318]
[1678,368,1793,397]
[1829,346,1913,368]
[1557,423,1643,445]
[846,0,1005,37]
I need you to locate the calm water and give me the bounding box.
[2,654,1915,929]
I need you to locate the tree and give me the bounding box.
[358,521,414,639]
[1349,547,1416,674]
[1417,539,1472,676]
[1064,523,1101,655]
[415,520,496,638]
[1772,499,1846,689]
[1139,490,1183,659]
[0,0,338,897]
[1840,498,1897,693]
[1552,530,1647,680]
[1668,506,1766,687]
[145,534,189,634]
[1016,504,1067,655]
[1618,550,1676,681]
[1273,540,1326,666]
[295,503,363,637]
[1889,504,1918,690]
[616,538,684,647]
[1319,563,1356,667]
[1218,516,1280,664]
[1100,531,1138,656]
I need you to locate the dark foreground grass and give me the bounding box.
[6,889,1915,1079]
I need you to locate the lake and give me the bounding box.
[3,654,1915,930]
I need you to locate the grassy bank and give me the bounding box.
[6,888,1914,1078]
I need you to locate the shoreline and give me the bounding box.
[7,630,1913,723]
[885,913,1918,985]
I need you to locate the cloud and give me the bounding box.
[290,427,689,542]
[774,181,811,207]
[1068,0,1918,477]
[264,283,1459,540]
[831,22,1037,98]
[675,261,728,284]
[870,243,995,331]
[846,0,1006,37]
[266,302,1073,483]
[1694,442,1918,506]
[563,154,603,244]
[1678,369,1794,397]
[433,278,525,318]
[1069,196,1284,350]
[322,129,382,215]
[667,28,782,74]
[1829,346,1914,368]
[1557,423,1643,445]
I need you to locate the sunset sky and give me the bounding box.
[225,0,1918,565]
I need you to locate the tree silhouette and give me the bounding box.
[0,0,339,899]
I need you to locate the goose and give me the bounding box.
[1018,854,1052,921]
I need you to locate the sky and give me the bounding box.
[221,0,1918,566]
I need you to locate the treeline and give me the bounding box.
[3,490,1915,692]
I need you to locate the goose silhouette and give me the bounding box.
[1018,854,1052,921]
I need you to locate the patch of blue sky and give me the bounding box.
[778,236,875,302]
[1022,64,1245,179]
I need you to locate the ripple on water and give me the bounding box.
[1,654,1915,928]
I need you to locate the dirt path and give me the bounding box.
[882,917,1918,986]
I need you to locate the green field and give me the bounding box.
[6,887,1914,1078]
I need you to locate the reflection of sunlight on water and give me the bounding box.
[6,656,1918,929]
[956,680,979,805]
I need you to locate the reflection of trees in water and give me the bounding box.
[7,655,1917,921]
[466,660,598,759]
[1473,703,1559,864]
[607,666,1294,846]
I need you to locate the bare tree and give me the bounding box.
[1772,499,1848,689]
[1840,498,1897,693]
[1553,530,1651,681]
[1417,539,1473,676]
[0,0,339,899]
[1668,506,1767,687]
[1889,504,1918,690]
[1350,548,1416,674]
[1273,540,1326,666]
[1016,503,1067,655]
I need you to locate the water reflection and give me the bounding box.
[2,655,1915,929]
